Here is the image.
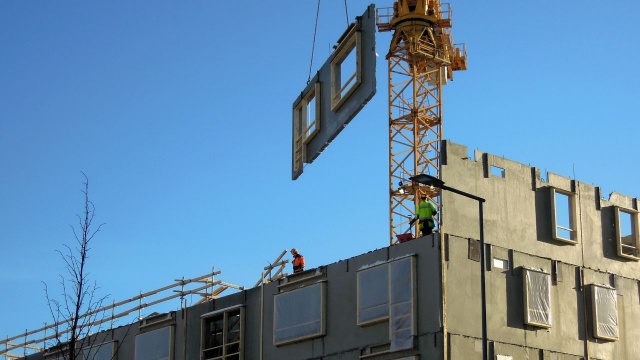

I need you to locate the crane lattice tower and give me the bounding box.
[377,0,467,244]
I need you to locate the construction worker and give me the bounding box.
[415,195,437,236]
[290,248,305,273]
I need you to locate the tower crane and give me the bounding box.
[377,0,467,244]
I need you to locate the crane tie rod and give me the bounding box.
[308,0,321,84]
[344,0,349,26]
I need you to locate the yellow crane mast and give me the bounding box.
[377,0,467,244]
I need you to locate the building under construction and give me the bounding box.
[3,1,640,359]
[4,140,639,360]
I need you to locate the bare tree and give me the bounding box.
[43,173,108,360]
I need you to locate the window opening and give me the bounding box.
[493,258,509,270]
[490,165,505,178]
[389,258,414,351]
[331,26,362,110]
[201,306,244,360]
[550,188,577,243]
[274,282,325,345]
[523,268,552,328]
[83,342,116,360]
[357,256,416,352]
[357,264,389,325]
[292,82,321,178]
[135,326,173,360]
[615,207,639,260]
[496,356,513,360]
[306,92,317,139]
[591,285,619,341]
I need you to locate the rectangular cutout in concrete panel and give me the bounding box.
[201,306,244,360]
[614,206,640,260]
[356,256,416,351]
[389,257,416,351]
[493,258,509,270]
[550,188,578,244]
[291,4,376,180]
[135,326,173,360]
[523,268,552,328]
[274,282,326,345]
[490,165,505,178]
[83,342,117,360]
[552,260,563,283]
[590,284,619,341]
[468,238,480,262]
[357,263,389,325]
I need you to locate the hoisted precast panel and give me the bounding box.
[377,0,466,244]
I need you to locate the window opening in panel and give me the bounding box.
[490,165,505,178]
[615,207,639,260]
[135,326,173,360]
[305,92,317,139]
[357,263,389,325]
[274,282,325,346]
[523,268,552,328]
[83,342,117,360]
[357,256,416,353]
[201,307,244,360]
[337,46,357,99]
[292,82,321,178]
[591,284,619,341]
[550,188,577,244]
[331,27,362,111]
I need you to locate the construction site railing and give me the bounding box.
[1,268,243,359]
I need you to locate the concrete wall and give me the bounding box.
[23,236,445,360]
[442,140,640,360]
[21,141,639,360]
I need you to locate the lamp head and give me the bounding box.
[409,174,445,188]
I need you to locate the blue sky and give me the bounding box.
[1,0,638,342]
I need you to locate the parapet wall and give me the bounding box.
[442,140,639,277]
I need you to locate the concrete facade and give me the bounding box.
[21,141,639,360]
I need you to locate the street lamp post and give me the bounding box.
[410,174,488,360]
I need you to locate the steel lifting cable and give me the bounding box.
[344,0,350,26]
[307,0,321,84]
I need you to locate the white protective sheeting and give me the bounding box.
[274,282,325,345]
[356,256,416,351]
[524,269,552,327]
[389,257,414,351]
[592,285,619,340]
[357,264,389,324]
[134,326,171,360]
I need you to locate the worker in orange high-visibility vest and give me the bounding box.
[290,248,305,273]
[415,195,437,237]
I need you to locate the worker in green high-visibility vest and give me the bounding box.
[415,194,437,237]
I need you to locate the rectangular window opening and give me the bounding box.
[493,258,509,270]
[490,165,505,178]
[135,326,173,360]
[550,188,577,244]
[331,27,362,111]
[357,256,416,352]
[306,94,317,139]
[83,342,117,360]
[292,82,321,179]
[615,207,639,260]
[337,45,357,98]
[591,285,619,341]
[523,268,552,328]
[201,306,244,360]
[274,282,325,346]
[357,263,389,325]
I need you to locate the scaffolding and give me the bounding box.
[1,250,290,360]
